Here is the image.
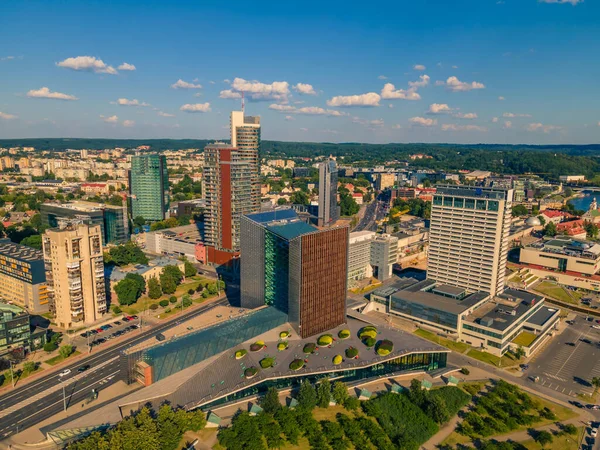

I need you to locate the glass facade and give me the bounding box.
[433,195,500,212]
[129,155,169,222]
[390,296,458,329]
[264,232,290,313]
[196,351,447,410]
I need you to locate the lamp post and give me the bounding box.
[9,360,15,388]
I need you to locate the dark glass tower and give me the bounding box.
[129,154,169,222]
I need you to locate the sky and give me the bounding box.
[1,0,599,145]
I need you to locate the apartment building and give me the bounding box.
[230,110,261,211]
[43,221,107,329]
[348,231,375,282]
[371,234,399,281]
[428,185,513,297]
[318,159,339,227]
[0,240,48,313]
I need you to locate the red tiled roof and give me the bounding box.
[541,209,567,218]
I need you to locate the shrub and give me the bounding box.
[159,299,169,307]
[244,367,258,378]
[260,357,275,369]
[303,343,316,354]
[235,349,247,359]
[112,305,122,314]
[277,342,288,351]
[346,347,359,358]
[149,303,159,310]
[169,296,177,304]
[165,308,171,313]
[317,334,333,346]
[363,337,376,347]
[338,329,351,339]
[376,339,394,356]
[333,354,343,365]
[289,359,305,371]
[359,326,378,340]
[188,288,195,295]
[250,341,265,352]
[279,331,289,339]
[460,367,470,375]
[43,341,58,352]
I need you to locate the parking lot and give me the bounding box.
[526,313,600,398]
[78,315,140,349]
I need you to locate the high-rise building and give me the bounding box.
[230,110,261,210]
[375,173,396,191]
[203,143,258,263]
[348,231,375,282]
[40,201,129,245]
[427,185,513,296]
[241,209,348,338]
[43,221,107,329]
[318,159,339,227]
[370,234,399,281]
[129,154,169,222]
[0,239,48,313]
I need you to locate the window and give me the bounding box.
[465,199,475,209]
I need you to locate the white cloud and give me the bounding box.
[428,103,452,114]
[503,112,531,118]
[378,75,388,80]
[209,80,215,84]
[598,122,600,127]
[220,77,290,102]
[117,62,136,71]
[498,96,505,100]
[285,115,295,121]
[392,124,402,129]
[220,89,242,99]
[1,56,15,61]
[352,117,384,127]
[171,79,202,89]
[0,112,17,120]
[381,83,420,100]
[56,56,117,74]
[122,120,135,127]
[492,117,499,123]
[326,92,381,107]
[526,122,562,133]
[269,104,347,116]
[443,76,485,92]
[293,83,316,95]
[158,111,175,117]
[321,129,339,135]
[27,87,78,100]
[539,0,582,4]
[101,115,118,123]
[369,119,384,127]
[454,112,478,119]
[413,64,426,71]
[269,104,296,112]
[116,98,150,107]
[409,117,437,127]
[223,78,231,84]
[180,103,211,113]
[452,65,458,69]
[441,124,487,132]
[504,121,512,129]
[408,74,430,88]
[193,92,203,97]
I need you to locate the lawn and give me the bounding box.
[414,328,470,354]
[518,426,584,450]
[467,348,518,367]
[512,331,538,347]
[44,350,81,366]
[0,366,44,388]
[534,281,581,305]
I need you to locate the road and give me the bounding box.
[353,195,386,232]
[0,296,229,440]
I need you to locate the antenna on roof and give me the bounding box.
[241,91,245,114]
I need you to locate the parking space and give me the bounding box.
[526,314,600,398]
[77,315,140,349]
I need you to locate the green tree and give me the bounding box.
[182,294,192,307]
[43,341,57,352]
[290,190,310,205]
[59,344,74,359]
[297,379,317,411]
[148,277,162,299]
[133,216,146,228]
[160,274,177,295]
[29,213,42,230]
[125,272,146,295]
[114,278,142,306]
[332,381,349,405]
[534,430,553,448]
[260,387,282,415]
[316,378,331,408]
[23,361,36,374]
[343,396,360,411]
[157,404,184,450]
[562,423,577,435]
[511,204,529,217]
[340,194,359,216]
[184,260,197,277]
[592,376,600,392]
[162,265,184,284]
[537,215,546,226]
[544,221,557,237]
[426,395,450,423]
[514,346,526,360]
[585,222,599,239]
[20,234,42,250]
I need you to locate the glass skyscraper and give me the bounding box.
[129,154,169,222]
[318,159,339,227]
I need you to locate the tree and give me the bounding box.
[563,186,573,197]
[426,395,450,423]
[585,222,599,239]
[544,221,557,237]
[537,215,546,226]
[511,204,529,217]
[340,194,359,216]
[277,198,287,206]
[43,341,57,352]
[162,265,184,284]
[59,344,74,359]
[332,381,349,406]
[297,379,317,411]
[514,346,526,360]
[133,216,146,228]
[182,294,192,307]
[184,260,197,277]
[125,273,146,294]
[343,396,360,411]
[148,277,162,299]
[562,423,577,435]
[316,378,331,408]
[534,430,553,448]
[20,235,42,250]
[290,190,310,205]
[592,376,600,392]
[23,361,36,374]
[409,378,428,408]
[114,278,142,306]
[260,387,282,415]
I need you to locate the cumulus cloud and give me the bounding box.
[293,83,316,95]
[539,0,582,4]
[122,120,135,127]
[269,104,296,112]
[452,65,459,69]
[326,92,381,107]
[56,56,117,74]
[0,112,17,120]
[409,116,437,127]
[441,124,487,132]
[269,104,347,116]
[380,84,420,100]
[498,96,505,100]
[427,103,452,114]
[408,75,430,88]
[526,122,561,133]
[285,115,295,121]
[101,115,118,123]
[180,103,211,113]
[27,87,78,100]
[220,77,290,102]
[171,79,202,89]
[413,64,426,71]
[378,75,388,80]
[158,111,175,117]
[443,76,485,92]
[504,121,512,129]
[117,62,136,71]
[492,117,499,123]
[454,112,478,119]
[503,112,531,118]
[116,98,150,107]
[1,56,15,61]
[220,89,242,99]
[352,117,384,127]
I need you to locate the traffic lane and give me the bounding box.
[0,297,229,410]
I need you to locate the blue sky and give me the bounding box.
[1,0,599,144]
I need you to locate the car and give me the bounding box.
[216,314,222,318]
[77,365,90,373]
[582,338,592,344]
[80,332,88,338]
[114,321,121,325]
[591,428,598,438]
[101,325,110,330]
[588,317,594,322]
[89,329,98,334]
[573,401,585,408]
[130,324,139,329]
[122,317,131,322]
[566,342,576,346]
[97,338,106,343]
[566,320,575,325]
[58,369,71,377]
[596,320,600,324]
[131,315,138,319]
[95,328,103,333]
[104,324,113,329]
[593,325,600,330]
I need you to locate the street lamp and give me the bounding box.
[9,360,15,388]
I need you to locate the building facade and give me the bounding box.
[0,240,48,313]
[230,110,261,211]
[428,185,513,297]
[370,234,399,281]
[318,160,339,227]
[348,231,375,282]
[40,201,129,246]
[520,237,600,276]
[129,154,169,222]
[0,303,46,356]
[375,173,395,191]
[43,222,107,329]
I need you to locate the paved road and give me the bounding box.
[353,194,386,232]
[0,297,229,440]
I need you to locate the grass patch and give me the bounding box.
[0,366,44,387]
[414,328,470,354]
[534,281,582,305]
[512,331,538,347]
[518,426,584,450]
[44,350,81,366]
[467,348,518,367]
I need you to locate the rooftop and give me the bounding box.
[245,208,299,225]
[526,236,600,260]
[42,200,125,212]
[0,238,43,262]
[266,221,318,241]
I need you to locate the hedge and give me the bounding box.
[244,367,258,378]
[333,354,343,365]
[363,337,376,347]
[150,303,159,310]
[260,357,275,369]
[317,334,333,346]
[376,339,394,356]
[346,347,359,358]
[338,329,351,339]
[303,343,316,354]
[250,341,265,352]
[277,342,288,351]
[235,349,247,359]
[159,299,169,307]
[289,359,305,371]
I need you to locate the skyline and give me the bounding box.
[1,0,599,144]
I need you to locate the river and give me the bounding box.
[568,190,597,211]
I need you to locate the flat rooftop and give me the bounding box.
[266,221,317,241]
[527,306,559,327]
[42,200,124,212]
[0,239,43,262]
[526,236,600,260]
[371,277,420,298]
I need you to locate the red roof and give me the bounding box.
[352,192,363,198]
[81,183,107,188]
[542,209,567,218]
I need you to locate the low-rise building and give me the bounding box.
[559,175,586,183]
[144,223,204,262]
[520,237,600,276]
[0,303,47,356]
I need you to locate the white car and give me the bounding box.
[591,428,598,438]
[593,325,600,330]
[58,369,71,377]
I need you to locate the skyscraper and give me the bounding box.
[129,154,169,222]
[230,110,261,210]
[42,221,107,329]
[203,143,258,264]
[241,209,348,338]
[318,159,339,227]
[427,185,513,296]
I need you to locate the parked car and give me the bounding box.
[566,342,576,346]
[58,369,71,377]
[591,428,598,438]
[114,321,121,325]
[80,332,88,338]
[592,325,600,330]
[95,328,104,333]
